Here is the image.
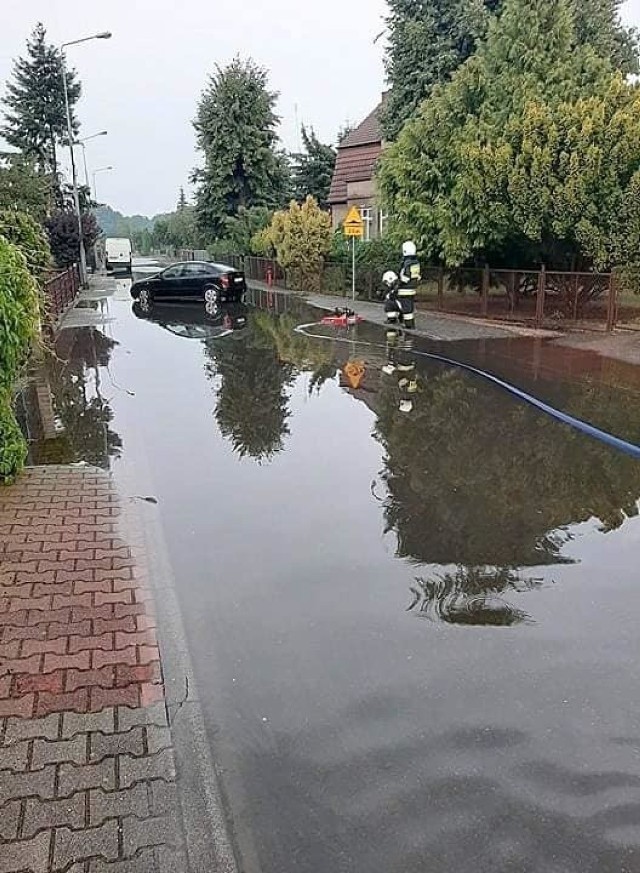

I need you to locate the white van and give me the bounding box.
[105,238,132,274]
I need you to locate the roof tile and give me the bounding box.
[340,101,384,148]
[329,98,385,205]
[328,142,382,205]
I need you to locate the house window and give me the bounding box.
[379,211,389,237]
[360,207,373,241]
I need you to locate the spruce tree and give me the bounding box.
[379,0,640,270]
[568,0,638,73]
[193,57,289,238]
[381,0,493,139]
[381,0,637,140]
[291,127,336,208]
[2,23,81,180]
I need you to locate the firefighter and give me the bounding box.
[382,270,402,325]
[398,241,421,329]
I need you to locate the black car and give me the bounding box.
[130,261,246,307]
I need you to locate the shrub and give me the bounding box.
[46,208,100,268]
[0,207,51,283]
[0,388,28,484]
[0,235,40,483]
[330,231,400,297]
[261,196,332,292]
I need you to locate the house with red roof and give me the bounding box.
[328,96,387,240]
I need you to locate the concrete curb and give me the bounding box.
[123,494,242,873]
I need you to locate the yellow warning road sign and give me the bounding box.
[343,206,364,239]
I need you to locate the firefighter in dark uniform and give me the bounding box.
[398,241,421,329]
[382,269,402,325]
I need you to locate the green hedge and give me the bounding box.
[0,208,51,283]
[0,233,40,483]
[0,388,28,483]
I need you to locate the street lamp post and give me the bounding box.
[61,31,111,287]
[93,166,113,203]
[74,131,108,194]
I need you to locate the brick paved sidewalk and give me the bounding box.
[0,466,188,873]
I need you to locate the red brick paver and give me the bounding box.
[0,466,185,872]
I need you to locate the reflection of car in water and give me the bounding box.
[131,301,248,340]
[130,261,246,308]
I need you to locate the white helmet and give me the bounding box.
[382,270,398,289]
[402,241,417,258]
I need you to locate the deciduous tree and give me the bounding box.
[46,209,100,268]
[208,206,272,259]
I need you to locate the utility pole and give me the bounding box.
[61,51,87,287]
[60,32,112,287]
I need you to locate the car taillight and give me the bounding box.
[220,274,230,289]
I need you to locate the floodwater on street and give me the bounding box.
[20,264,640,873]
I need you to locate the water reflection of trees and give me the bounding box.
[30,328,122,469]
[204,310,334,462]
[373,366,640,625]
[209,301,640,624]
[207,327,292,462]
[408,569,542,627]
[375,368,640,570]
[253,311,336,382]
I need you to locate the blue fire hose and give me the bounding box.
[295,322,640,461]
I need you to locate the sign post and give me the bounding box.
[343,207,364,302]
[352,235,356,301]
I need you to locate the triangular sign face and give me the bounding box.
[344,206,363,228]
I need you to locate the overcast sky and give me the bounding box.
[1,0,639,217]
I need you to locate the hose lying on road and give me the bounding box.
[295,322,640,461]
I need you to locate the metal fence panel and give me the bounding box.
[206,253,621,331]
[43,265,80,326]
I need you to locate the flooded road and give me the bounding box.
[22,269,640,872]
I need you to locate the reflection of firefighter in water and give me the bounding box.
[382,326,418,413]
[382,241,421,329]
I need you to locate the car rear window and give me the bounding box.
[209,263,235,273]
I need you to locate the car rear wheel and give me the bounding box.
[205,299,220,317]
[204,286,219,304]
